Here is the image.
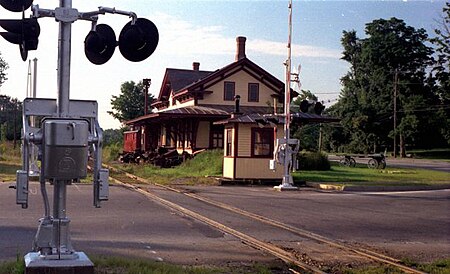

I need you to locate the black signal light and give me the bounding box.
[0,17,40,61]
[118,18,159,62]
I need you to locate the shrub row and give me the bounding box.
[297,152,331,171]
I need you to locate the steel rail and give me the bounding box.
[179,192,425,274]
[104,164,426,274]
[108,176,326,274]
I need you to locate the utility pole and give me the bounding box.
[393,69,398,158]
[143,78,151,115]
[143,78,151,151]
[318,123,322,153]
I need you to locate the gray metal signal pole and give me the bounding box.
[57,0,72,117]
[52,0,73,258]
[284,0,292,185]
[274,0,299,190]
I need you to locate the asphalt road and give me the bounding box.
[328,155,450,172]
[0,182,277,267]
[1,182,449,266]
[177,185,450,260]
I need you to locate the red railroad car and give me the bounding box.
[120,130,143,163]
[123,130,141,153]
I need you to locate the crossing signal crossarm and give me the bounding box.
[0,2,159,64]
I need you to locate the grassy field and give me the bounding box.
[293,162,450,186]
[0,255,282,274]
[109,149,224,185]
[2,142,449,186]
[1,256,449,274]
[0,142,21,182]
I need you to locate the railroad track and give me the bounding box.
[103,164,426,274]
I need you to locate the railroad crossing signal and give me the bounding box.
[299,99,325,115]
[84,17,159,64]
[2,0,160,269]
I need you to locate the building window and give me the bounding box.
[224,81,235,101]
[211,125,224,149]
[212,132,223,148]
[251,128,274,157]
[211,126,224,149]
[226,129,233,156]
[248,83,259,102]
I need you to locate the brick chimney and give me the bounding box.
[193,62,200,71]
[235,36,246,61]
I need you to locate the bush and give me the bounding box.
[0,143,6,161]
[103,142,122,162]
[297,151,330,171]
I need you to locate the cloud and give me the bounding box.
[250,39,341,59]
[152,12,232,57]
[152,12,341,59]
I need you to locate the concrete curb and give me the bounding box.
[305,182,450,192]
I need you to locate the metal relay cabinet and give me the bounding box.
[43,119,89,180]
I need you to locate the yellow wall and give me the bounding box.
[160,121,211,151]
[223,157,283,180]
[162,91,195,111]
[199,69,277,107]
[222,123,285,180]
[237,124,251,157]
[223,157,234,178]
[235,158,283,179]
[236,124,284,156]
[196,121,210,148]
[171,98,195,109]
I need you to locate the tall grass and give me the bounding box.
[92,256,227,274]
[0,142,22,181]
[0,141,21,163]
[0,255,278,274]
[177,149,223,176]
[115,150,224,185]
[0,253,24,274]
[102,142,122,162]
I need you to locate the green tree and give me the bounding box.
[0,51,8,87]
[431,2,450,102]
[332,18,438,155]
[431,2,450,144]
[103,128,124,146]
[291,90,320,151]
[108,81,155,123]
[0,95,22,146]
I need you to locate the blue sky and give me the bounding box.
[0,0,446,129]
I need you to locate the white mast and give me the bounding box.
[274,0,299,190]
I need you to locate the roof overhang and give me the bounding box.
[214,112,340,125]
[126,106,231,126]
